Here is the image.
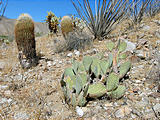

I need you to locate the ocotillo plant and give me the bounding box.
[15,13,37,69]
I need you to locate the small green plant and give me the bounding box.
[60,40,131,107]
[45,11,60,33]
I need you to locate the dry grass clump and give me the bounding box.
[53,31,93,53]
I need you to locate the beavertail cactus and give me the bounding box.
[15,13,37,69]
[61,40,132,108]
[61,16,73,37]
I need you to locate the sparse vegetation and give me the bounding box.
[128,0,151,25]
[0,0,160,119]
[54,31,92,53]
[146,0,160,17]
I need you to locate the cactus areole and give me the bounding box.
[15,13,37,69]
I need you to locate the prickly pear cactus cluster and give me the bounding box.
[45,11,60,33]
[15,13,37,69]
[61,40,131,107]
[60,16,73,37]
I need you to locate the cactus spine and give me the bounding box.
[15,13,37,69]
[60,16,73,37]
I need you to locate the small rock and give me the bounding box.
[155,31,160,39]
[74,50,80,57]
[0,98,12,105]
[156,40,160,45]
[67,52,73,57]
[0,85,8,90]
[115,106,132,118]
[124,40,136,53]
[76,106,84,117]
[142,25,150,31]
[153,20,160,26]
[4,90,11,96]
[59,61,62,64]
[47,61,52,67]
[153,103,160,112]
[136,50,145,59]
[0,61,5,70]
[14,112,29,120]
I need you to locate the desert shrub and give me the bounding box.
[128,0,151,25]
[54,31,92,53]
[146,0,160,17]
[71,0,129,39]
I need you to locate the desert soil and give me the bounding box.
[0,14,160,120]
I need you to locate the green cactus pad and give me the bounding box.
[108,53,113,67]
[106,41,115,51]
[74,75,83,95]
[88,83,107,98]
[77,62,86,73]
[118,41,127,53]
[72,60,79,74]
[100,60,110,74]
[106,73,119,92]
[79,73,88,87]
[119,60,131,79]
[91,58,101,77]
[64,67,75,77]
[71,93,77,107]
[110,85,126,99]
[82,56,93,71]
[78,91,87,107]
[65,76,74,90]
[119,53,127,59]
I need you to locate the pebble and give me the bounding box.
[47,61,52,67]
[0,98,12,105]
[74,50,80,57]
[67,52,73,57]
[115,106,132,118]
[14,111,29,120]
[76,106,84,117]
[124,40,136,53]
[0,85,9,90]
[59,61,62,64]
[153,103,160,112]
[155,31,160,39]
[142,25,150,31]
[0,61,6,70]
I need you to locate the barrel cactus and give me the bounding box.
[60,16,73,37]
[14,13,37,69]
[61,40,131,107]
